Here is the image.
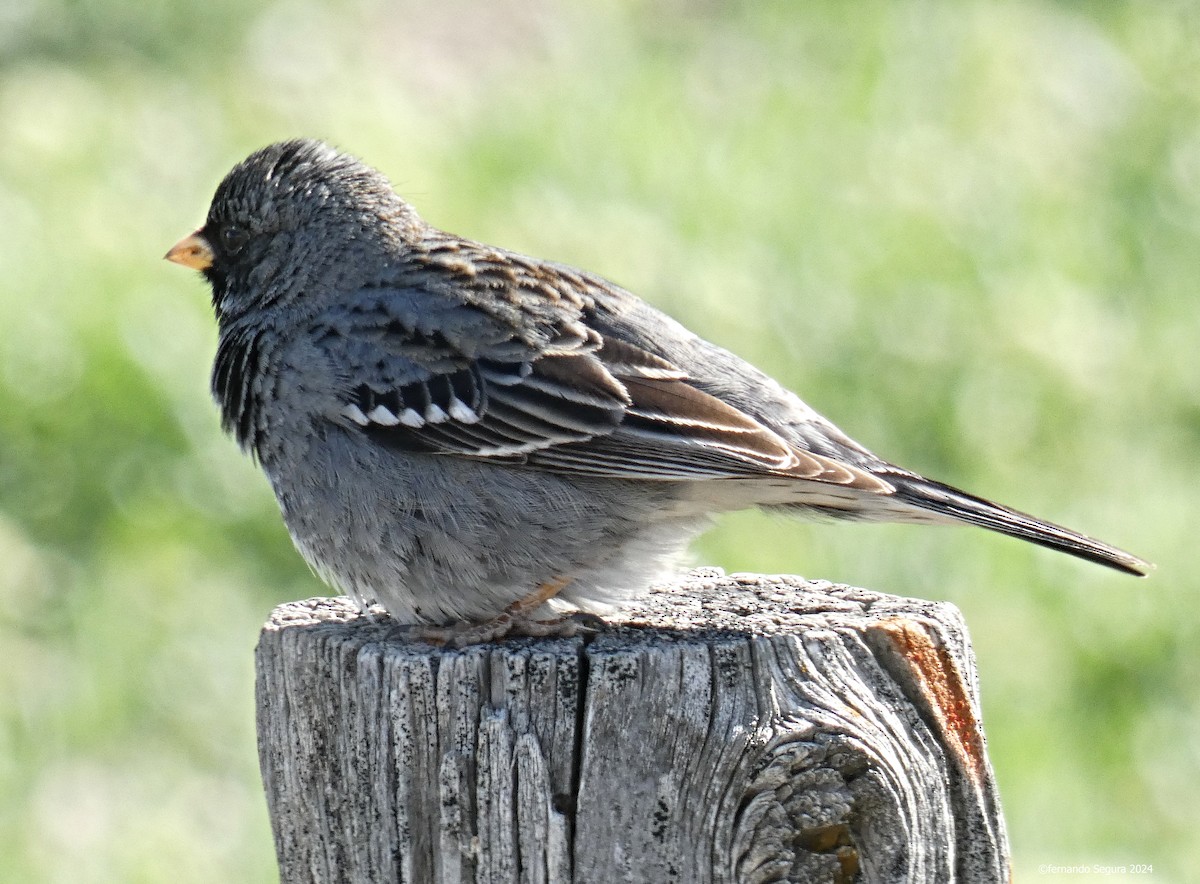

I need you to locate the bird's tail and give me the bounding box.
[889,476,1152,577]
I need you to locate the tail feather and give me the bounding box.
[890,477,1152,577]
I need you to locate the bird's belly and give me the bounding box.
[264,429,706,624]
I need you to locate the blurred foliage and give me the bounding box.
[1,0,1198,880]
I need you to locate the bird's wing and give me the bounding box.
[315,283,890,491]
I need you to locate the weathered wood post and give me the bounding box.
[255,569,1011,883]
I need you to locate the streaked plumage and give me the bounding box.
[168,139,1150,629]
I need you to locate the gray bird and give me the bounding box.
[166,139,1149,642]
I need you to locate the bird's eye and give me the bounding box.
[220,225,249,254]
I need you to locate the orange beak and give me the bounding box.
[165,230,214,271]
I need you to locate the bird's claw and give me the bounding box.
[407,611,605,648]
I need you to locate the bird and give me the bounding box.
[166,138,1150,643]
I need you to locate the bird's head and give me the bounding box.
[166,139,420,319]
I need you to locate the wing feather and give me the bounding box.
[317,281,891,494]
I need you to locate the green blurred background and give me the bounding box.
[2,0,1197,880]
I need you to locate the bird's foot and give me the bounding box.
[407,576,604,647]
[409,611,605,648]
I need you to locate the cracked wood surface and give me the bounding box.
[255,569,1011,883]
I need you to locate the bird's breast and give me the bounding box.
[212,322,268,457]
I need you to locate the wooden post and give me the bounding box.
[255,569,1011,883]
